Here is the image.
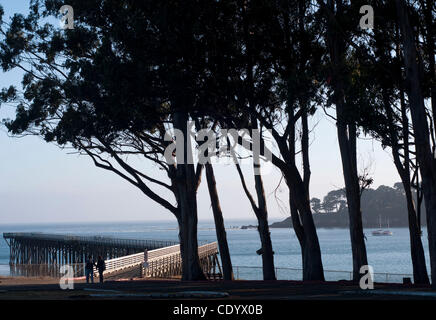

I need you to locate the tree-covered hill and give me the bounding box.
[269,183,425,228]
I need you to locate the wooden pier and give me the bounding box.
[3,232,178,265]
[2,233,222,280]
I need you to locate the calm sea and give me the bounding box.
[0,220,430,280]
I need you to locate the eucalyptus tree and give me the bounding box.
[266,0,326,281]
[316,0,431,283]
[196,120,234,280]
[204,159,234,280]
[343,0,430,283]
[0,0,239,280]
[395,0,436,285]
[372,0,429,284]
[220,0,326,281]
[232,119,277,280]
[317,0,369,281]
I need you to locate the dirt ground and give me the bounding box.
[0,275,95,286]
[0,278,435,300]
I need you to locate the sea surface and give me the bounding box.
[0,220,430,281]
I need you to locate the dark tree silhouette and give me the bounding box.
[0,0,240,280]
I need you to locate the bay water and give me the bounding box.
[0,220,429,281]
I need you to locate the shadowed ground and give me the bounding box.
[0,279,435,300]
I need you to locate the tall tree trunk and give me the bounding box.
[402,175,430,284]
[256,215,276,280]
[285,106,324,281]
[241,0,322,280]
[242,1,277,279]
[396,0,436,286]
[253,168,276,281]
[204,162,234,280]
[390,57,430,283]
[285,114,324,280]
[324,0,368,281]
[337,122,368,281]
[385,91,430,284]
[234,157,276,280]
[173,112,206,281]
[287,178,325,281]
[252,120,276,280]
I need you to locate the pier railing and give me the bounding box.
[102,244,181,275]
[143,242,219,278]
[233,266,414,284]
[103,242,219,278]
[3,232,179,250]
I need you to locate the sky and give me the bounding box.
[0,1,400,224]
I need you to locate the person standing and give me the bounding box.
[96,256,106,283]
[85,255,95,284]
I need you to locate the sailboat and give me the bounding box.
[382,219,393,236]
[372,216,393,236]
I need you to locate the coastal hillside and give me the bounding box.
[268,183,425,229]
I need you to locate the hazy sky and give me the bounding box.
[0,1,400,224]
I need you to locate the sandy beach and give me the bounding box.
[0,276,83,286]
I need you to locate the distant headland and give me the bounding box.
[241,183,426,229]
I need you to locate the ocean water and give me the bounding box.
[0,220,431,280]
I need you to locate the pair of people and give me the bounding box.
[85,256,106,283]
